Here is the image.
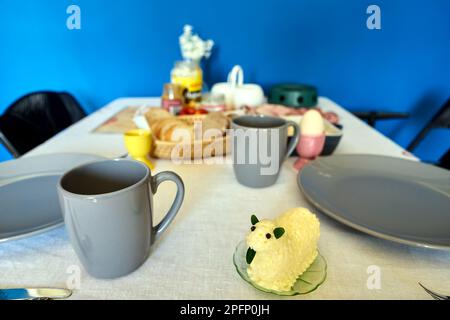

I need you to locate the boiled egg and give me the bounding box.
[300,110,325,136]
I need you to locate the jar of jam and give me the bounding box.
[161,83,184,115]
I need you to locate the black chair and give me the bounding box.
[0,91,86,158]
[352,99,450,170]
[352,111,410,128]
[407,98,450,170]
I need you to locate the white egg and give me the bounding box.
[300,110,324,135]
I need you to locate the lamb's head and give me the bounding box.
[246,215,285,264]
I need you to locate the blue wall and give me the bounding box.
[1,0,449,162]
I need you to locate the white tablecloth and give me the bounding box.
[1,97,448,299]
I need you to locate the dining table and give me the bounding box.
[1,96,449,300]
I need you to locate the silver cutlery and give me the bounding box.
[419,283,449,300]
[0,288,72,300]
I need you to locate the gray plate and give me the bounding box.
[0,153,105,243]
[298,155,450,250]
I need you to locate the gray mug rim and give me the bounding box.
[58,158,150,199]
[231,115,289,130]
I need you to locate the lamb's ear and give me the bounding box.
[251,215,259,225]
[274,227,285,239]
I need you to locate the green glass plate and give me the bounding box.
[233,240,327,296]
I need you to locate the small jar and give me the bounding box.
[161,83,184,115]
[171,60,203,106]
[200,93,226,112]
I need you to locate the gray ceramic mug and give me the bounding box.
[231,115,300,188]
[57,159,184,279]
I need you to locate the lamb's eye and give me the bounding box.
[266,233,271,239]
[251,226,256,231]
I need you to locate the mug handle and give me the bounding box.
[150,171,185,242]
[285,120,301,159]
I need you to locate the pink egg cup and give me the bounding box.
[293,134,326,171]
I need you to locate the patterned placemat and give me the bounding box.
[93,106,150,133]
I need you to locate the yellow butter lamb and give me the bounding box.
[246,207,320,292]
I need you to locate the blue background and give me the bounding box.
[0,0,449,162]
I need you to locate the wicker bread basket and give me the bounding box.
[151,114,231,160]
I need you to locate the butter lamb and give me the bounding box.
[246,208,320,292]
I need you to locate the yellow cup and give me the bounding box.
[124,129,155,170]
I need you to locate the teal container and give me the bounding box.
[269,84,318,108]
